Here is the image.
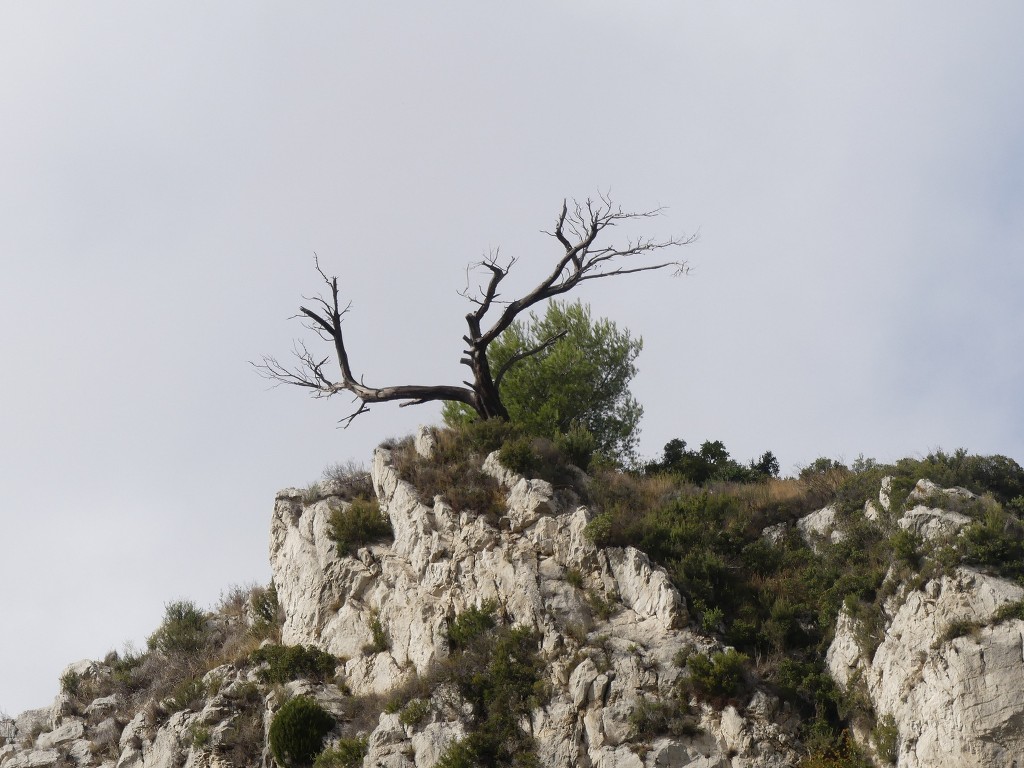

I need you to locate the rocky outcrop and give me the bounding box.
[9,445,1024,768]
[827,479,1024,767]
[268,433,801,767]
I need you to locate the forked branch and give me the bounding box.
[254,195,693,425]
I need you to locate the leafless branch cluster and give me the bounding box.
[253,195,693,425]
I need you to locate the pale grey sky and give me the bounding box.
[2,3,1023,715]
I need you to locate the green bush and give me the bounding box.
[251,644,339,684]
[958,508,1024,579]
[329,498,392,555]
[148,601,208,656]
[398,698,430,727]
[60,670,82,698]
[269,696,334,768]
[993,599,1024,623]
[685,649,750,704]
[440,614,544,768]
[191,725,211,749]
[939,619,980,644]
[250,584,283,640]
[872,714,899,764]
[554,422,597,472]
[497,435,580,487]
[364,615,390,654]
[166,675,207,714]
[313,737,368,768]
[628,697,700,740]
[893,450,1024,504]
[446,600,497,651]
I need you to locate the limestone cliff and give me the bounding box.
[4,438,1024,768]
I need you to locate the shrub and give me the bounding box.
[190,725,211,749]
[329,498,392,555]
[320,460,374,500]
[398,698,430,727]
[313,737,368,768]
[957,508,1024,579]
[165,675,207,714]
[60,670,82,698]
[993,599,1024,623]
[894,450,1024,504]
[628,697,700,740]
[148,601,208,656]
[939,619,980,644]
[269,696,334,768]
[442,616,544,768]
[391,427,507,515]
[446,600,497,651]
[890,529,921,569]
[565,568,584,588]
[871,714,899,764]
[685,649,750,705]
[250,584,283,640]
[364,615,390,654]
[554,422,597,472]
[251,644,339,684]
[798,728,872,768]
[497,435,580,487]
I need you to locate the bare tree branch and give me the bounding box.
[255,194,694,426]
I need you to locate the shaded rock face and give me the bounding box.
[269,436,800,767]
[827,479,1024,767]
[0,660,274,768]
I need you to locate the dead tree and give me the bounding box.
[255,195,694,425]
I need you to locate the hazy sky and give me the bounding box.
[2,3,1023,716]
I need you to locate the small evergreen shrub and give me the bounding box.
[398,698,430,727]
[498,435,579,487]
[251,644,339,684]
[329,498,392,555]
[685,649,750,705]
[871,714,899,764]
[439,611,545,768]
[250,584,283,640]
[166,675,207,713]
[313,737,368,768]
[554,423,597,472]
[939,619,980,644]
[148,601,208,656]
[190,725,211,749]
[993,599,1024,623]
[446,600,497,651]
[363,615,390,654]
[60,670,82,698]
[565,568,584,588]
[269,696,334,768]
[628,697,700,740]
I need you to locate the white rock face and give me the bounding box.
[828,567,1024,767]
[898,505,972,540]
[796,505,846,551]
[268,445,800,767]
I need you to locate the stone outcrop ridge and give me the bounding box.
[826,480,1024,768]
[6,441,1024,768]
[1,656,271,768]
[268,434,801,767]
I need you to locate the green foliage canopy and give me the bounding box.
[269,696,334,768]
[444,300,642,462]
